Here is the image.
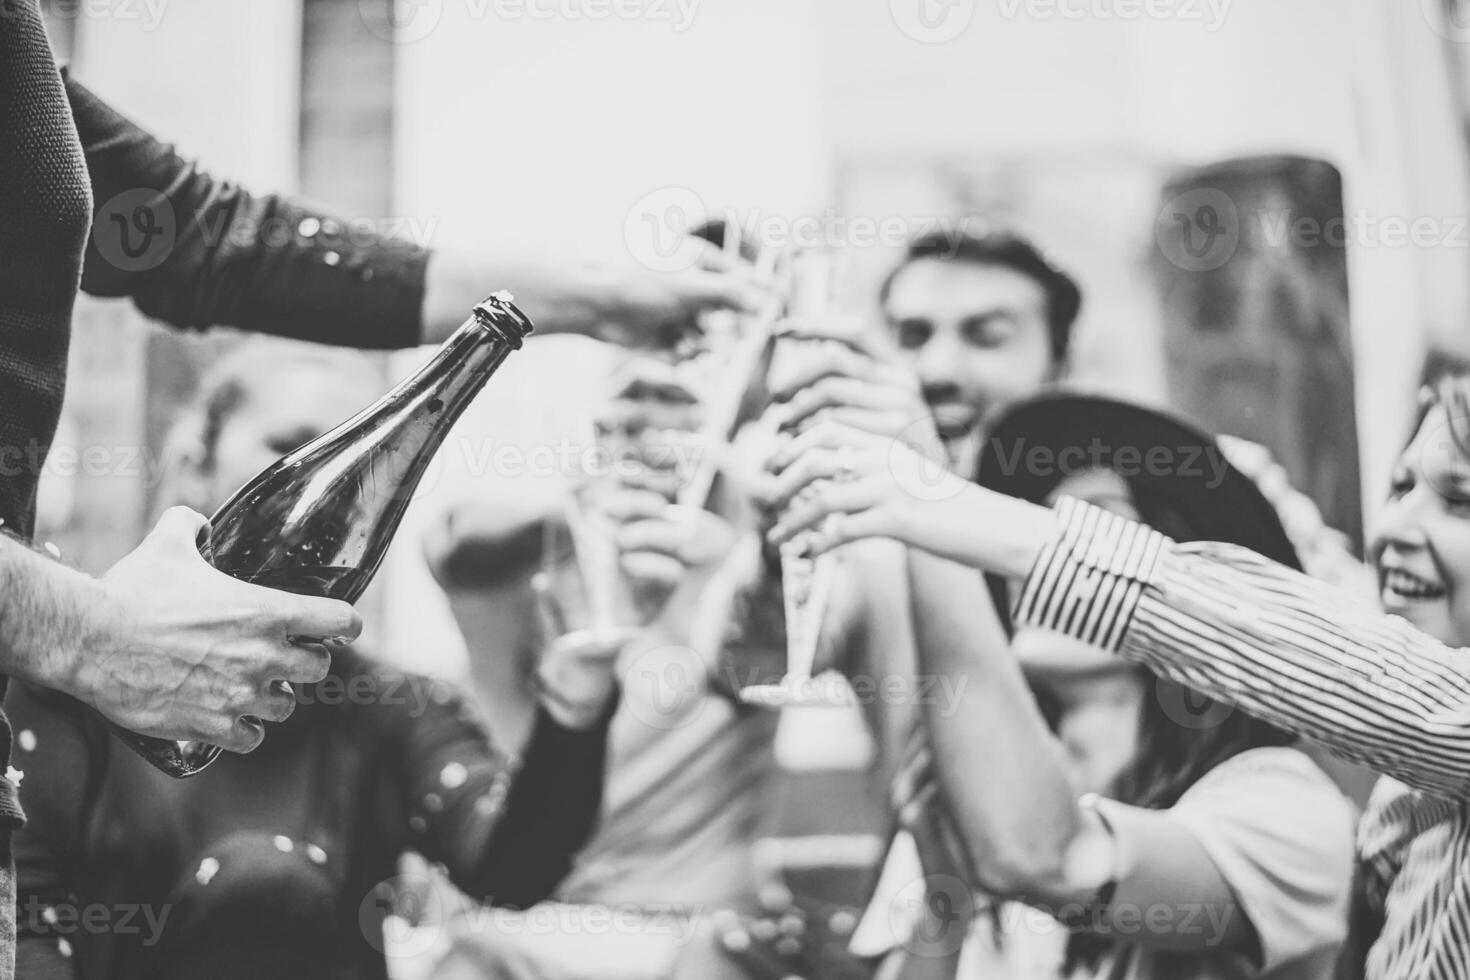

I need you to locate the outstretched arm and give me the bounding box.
[905,550,1255,954]
[402,692,616,908]
[71,76,762,351]
[768,423,1470,803]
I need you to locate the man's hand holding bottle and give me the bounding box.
[22,507,359,754]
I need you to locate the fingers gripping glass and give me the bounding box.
[739,248,852,709]
[539,480,643,653]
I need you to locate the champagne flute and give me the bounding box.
[738,246,849,709]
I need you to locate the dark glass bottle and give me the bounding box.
[110,293,534,777]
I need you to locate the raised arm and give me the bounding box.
[905,549,1256,954]
[397,687,616,908]
[768,422,1470,802]
[1020,497,1470,802]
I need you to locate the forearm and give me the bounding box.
[901,483,1056,579]
[71,75,427,349]
[422,247,611,345]
[909,549,1257,953]
[1021,497,1470,801]
[906,549,1084,901]
[454,703,614,907]
[0,534,109,697]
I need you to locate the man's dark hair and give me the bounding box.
[879,229,1082,363]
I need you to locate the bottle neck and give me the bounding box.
[409,297,528,437]
[471,290,534,347]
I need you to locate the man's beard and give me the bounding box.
[940,425,983,478]
[925,399,984,477]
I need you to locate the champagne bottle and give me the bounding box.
[110,292,534,777]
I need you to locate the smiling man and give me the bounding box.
[879,229,1081,474]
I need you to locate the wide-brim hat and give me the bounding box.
[976,393,1302,672]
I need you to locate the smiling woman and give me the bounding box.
[1373,378,1470,644]
[765,370,1470,978]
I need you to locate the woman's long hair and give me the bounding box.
[1092,487,1296,812]
[987,481,1296,973]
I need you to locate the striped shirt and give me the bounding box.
[1017,496,1470,980]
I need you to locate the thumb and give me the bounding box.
[152,505,209,543]
[686,269,768,316]
[532,572,570,641]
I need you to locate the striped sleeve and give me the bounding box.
[1014,497,1470,802]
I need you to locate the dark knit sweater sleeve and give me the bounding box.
[68,76,428,350]
[385,671,612,908]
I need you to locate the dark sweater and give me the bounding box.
[0,0,93,543]
[4,8,431,540]
[2,0,436,970]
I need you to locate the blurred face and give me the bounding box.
[1012,468,1145,793]
[193,363,377,514]
[1036,670,1147,796]
[883,258,1058,457]
[1370,403,1470,645]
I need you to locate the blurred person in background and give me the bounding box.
[841,396,1356,980]
[763,368,1470,980]
[737,226,1083,735]
[767,229,1079,475]
[7,341,623,980]
[3,4,759,975]
[687,228,1083,977]
[418,356,783,980]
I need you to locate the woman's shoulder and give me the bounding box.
[1162,748,1357,975]
[1182,745,1345,800]
[1165,746,1359,885]
[1169,745,1358,849]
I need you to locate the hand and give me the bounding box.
[593,358,706,501]
[599,357,705,435]
[599,490,736,623]
[67,508,360,752]
[423,242,770,350]
[765,316,938,447]
[591,243,770,350]
[529,612,633,732]
[760,421,971,559]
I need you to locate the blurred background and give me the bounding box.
[33,0,1470,960]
